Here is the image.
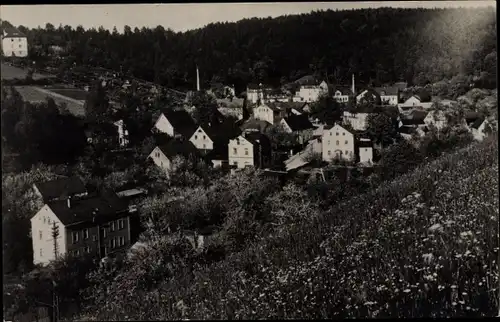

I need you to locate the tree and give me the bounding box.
[365,110,400,148]
[84,80,112,123]
[378,140,424,181]
[310,93,343,125]
[190,91,221,126]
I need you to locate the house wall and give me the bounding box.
[333,94,350,103]
[254,105,275,124]
[381,95,398,105]
[212,160,228,168]
[343,112,370,131]
[189,127,214,150]
[228,136,254,168]
[1,37,28,57]
[31,205,68,266]
[153,114,175,136]
[472,122,487,141]
[322,125,355,162]
[359,147,373,163]
[65,215,131,258]
[148,147,172,172]
[247,89,263,104]
[424,112,448,130]
[399,96,421,107]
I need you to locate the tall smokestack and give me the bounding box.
[196,65,200,91]
[352,74,355,95]
[67,196,71,209]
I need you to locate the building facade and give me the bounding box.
[1,27,28,57]
[321,124,356,162]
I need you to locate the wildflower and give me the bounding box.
[422,253,434,264]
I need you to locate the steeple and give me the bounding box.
[196,65,200,91]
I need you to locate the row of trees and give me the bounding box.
[2,6,496,92]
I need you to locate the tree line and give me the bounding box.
[1,6,497,93]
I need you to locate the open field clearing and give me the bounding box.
[13,86,85,117]
[1,63,55,80]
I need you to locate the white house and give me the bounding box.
[246,84,272,104]
[1,27,28,57]
[398,91,433,110]
[294,80,329,103]
[228,132,270,169]
[253,103,290,125]
[357,138,373,165]
[147,140,201,174]
[321,124,356,162]
[469,117,490,141]
[343,110,370,131]
[332,88,353,104]
[152,109,197,139]
[374,87,400,106]
[355,89,382,105]
[189,126,215,151]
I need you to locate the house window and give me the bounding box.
[110,221,115,232]
[118,219,125,230]
[203,135,206,140]
[233,161,238,166]
[327,140,330,145]
[329,132,332,136]
[365,148,369,152]
[103,228,107,239]
[194,135,198,139]
[342,132,345,136]
[75,249,80,256]
[336,140,339,145]
[93,235,97,242]
[336,133,339,136]
[345,151,349,155]
[233,148,237,155]
[85,246,91,253]
[345,140,348,144]
[40,248,43,257]
[111,238,116,249]
[327,150,331,156]
[72,231,79,244]
[119,236,125,246]
[244,148,249,156]
[39,231,43,240]
[11,38,13,42]
[19,44,22,48]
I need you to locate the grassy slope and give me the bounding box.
[89,136,499,319]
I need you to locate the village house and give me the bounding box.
[288,102,311,115]
[33,176,88,203]
[152,109,197,139]
[253,102,291,125]
[357,138,374,165]
[398,110,429,129]
[321,124,356,162]
[398,90,433,109]
[113,119,129,147]
[31,191,134,266]
[374,86,400,106]
[332,87,353,104]
[342,105,376,131]
[246,84,273,104]
[279,114,315,144]
[216,97,245,120]
[355,88,382,106]
[1,26,28,57]
[239,118,272,133]
[228,132,272,169]
[293,80,329,102]
[147,139,202,174]
[424,110,449,130]
[467,116,490,141]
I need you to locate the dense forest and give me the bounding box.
[1,7,497,92]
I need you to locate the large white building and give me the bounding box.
[321,124,356,162]
[293,80,329,103]
[1,27,28,57]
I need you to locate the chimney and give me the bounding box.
[352,74,355,95]
[196,65,200,91]
[67,196,71,208]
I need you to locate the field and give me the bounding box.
[13,86,86,117]
[1,63,55,80]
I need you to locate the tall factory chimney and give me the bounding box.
[351,74,355,95]
[196,65,200,91]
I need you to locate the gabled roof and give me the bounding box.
[414,89,432,103]
[470,117,486,129]
[331,86,353,96]
[294,75,319,86]
[282,114,314,132]
[157,139,201,160]
[47,192,129,226]
[198,120,241,145]
[160,109,197,137]
[34,176,87,202]
[374,86,400,96]
[2,27,26,38]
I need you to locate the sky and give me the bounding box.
[0,1,496,33]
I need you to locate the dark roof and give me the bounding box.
[47,192,129,226]
[374,86,400,96]
[295,75,322,86]
[206,142,229,161]
[401,118,426,126]
[157,139,201,159]
[470,117,485,129]
[34,176,87,202]
[161,109,197,137]
[356,89,382,105]
[399,126,418,134]
[240,118,272,132]
[243,132,271,148]
[414,89,432,103]
[282,114,314,131]
[357,139,373,148]
[2,27,26,38]
[200,120,241,144]
[263,103,282,112]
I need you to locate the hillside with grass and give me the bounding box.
[80,135,499,320]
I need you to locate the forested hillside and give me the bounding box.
[3,7,497,92]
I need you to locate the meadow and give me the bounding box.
[1,63,54,80]
[83,135,499,320]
